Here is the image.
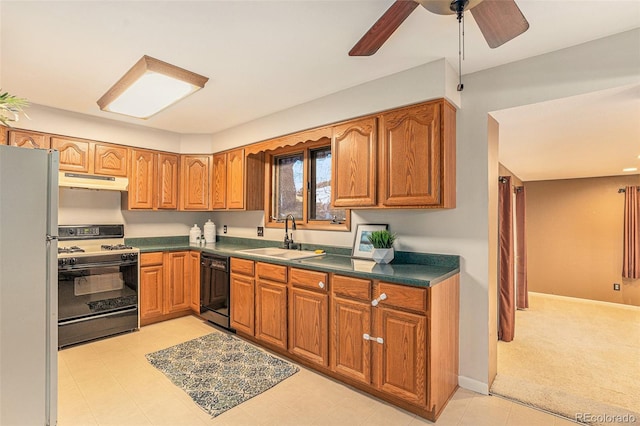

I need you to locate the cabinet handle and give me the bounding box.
[371,293,387,307]
[318,281,325,289]
[363,333,384,344]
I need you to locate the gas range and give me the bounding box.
[57,224,140,347]
[57,225,139,266]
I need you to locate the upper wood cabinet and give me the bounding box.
[93,143,128,177]
[378,99,455,208]
[51,136,90,173]
[51,136,129,177]
[180,154,212,210]
[331,117,377,207]
[227,148,245,209]
[8,130,50,149]
[211,153,227,209]
[211,148,264,211]
[128,149,155,209]
[157,153,179,209]
[127,149,179,210]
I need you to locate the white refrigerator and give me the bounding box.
[0,145,58,425]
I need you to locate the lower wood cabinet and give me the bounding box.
[230,258,255,335]
[189,251,201,313]
[288,268,329,367]
[139,251,195,326]
[227,257,459,422]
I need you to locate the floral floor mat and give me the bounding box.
[145,332,299,417]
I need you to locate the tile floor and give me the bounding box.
[58,316,576,426]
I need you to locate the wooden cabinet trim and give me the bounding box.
[8,130,49,149]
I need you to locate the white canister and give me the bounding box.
[204,219,216,243]
[189,224,201,244]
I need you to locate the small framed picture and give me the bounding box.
[351,224,388,259]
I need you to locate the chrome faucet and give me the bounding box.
[283,214,298,249]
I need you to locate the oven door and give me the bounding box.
[58,258,138,346]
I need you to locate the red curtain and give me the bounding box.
[623,186,640,279]
[498,176,515,342]
[515,187,528,309]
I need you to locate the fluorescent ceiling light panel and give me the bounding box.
[622,167,638,172]
[97,55,208,119]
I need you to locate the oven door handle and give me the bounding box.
[58,306,138,326]
[60,260,137,270]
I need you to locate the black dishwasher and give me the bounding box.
[200,253,232,330]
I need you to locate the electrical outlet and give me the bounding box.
[613,283,621,291]
[223,225,227,234]
[257,226,264,237]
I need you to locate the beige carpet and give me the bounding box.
[491,292,640,425]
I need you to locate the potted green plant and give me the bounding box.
[0,90,29,127]
[367,229,397,264]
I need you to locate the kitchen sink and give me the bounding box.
[238,247,324,260]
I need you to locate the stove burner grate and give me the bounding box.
[58,246,85,254]
[101,244,134,251]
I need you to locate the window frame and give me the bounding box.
[264,139,350,231]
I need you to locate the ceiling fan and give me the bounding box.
[349,0,530,57]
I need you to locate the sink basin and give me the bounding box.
[238,247,324,260]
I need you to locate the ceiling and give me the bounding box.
[1,1,639,181]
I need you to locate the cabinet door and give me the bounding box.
[189,251,201,313]
[180,155,211,210]
[332,117,376,207]
[129,149,156,209]
[374,307,427,405]
[211,152,227,210]
[288,287,328,367]
[164,252,191,314]
[230,274,255,335]
[94,143,128,177]
[51,137,90,173]
[157,153,179,209]
[140,265,164,324]
[8,130,50,149]
[331,296,372,385]
[379,102,441,206]
[227,148,245,209]
[255,280,287,350]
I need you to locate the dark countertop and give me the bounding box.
[127,236,460,288]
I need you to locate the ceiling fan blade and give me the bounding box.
[470,0,529,49]
[349,0,419,56]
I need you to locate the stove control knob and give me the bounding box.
[58,258,67,267]
[121,254,128,261]
[69,258,77,266]
[128,253,137,261]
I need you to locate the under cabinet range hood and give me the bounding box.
[58,172,128,191]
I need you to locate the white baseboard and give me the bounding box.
[459,376,489,395]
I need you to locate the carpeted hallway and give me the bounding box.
[491,292,640,425]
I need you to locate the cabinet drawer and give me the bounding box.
[140,252,164,267]
[231,257,255,276]
[256,262,288,283]
[332,275,371,301]
[377,282,427,312]
[290,268,328,293]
